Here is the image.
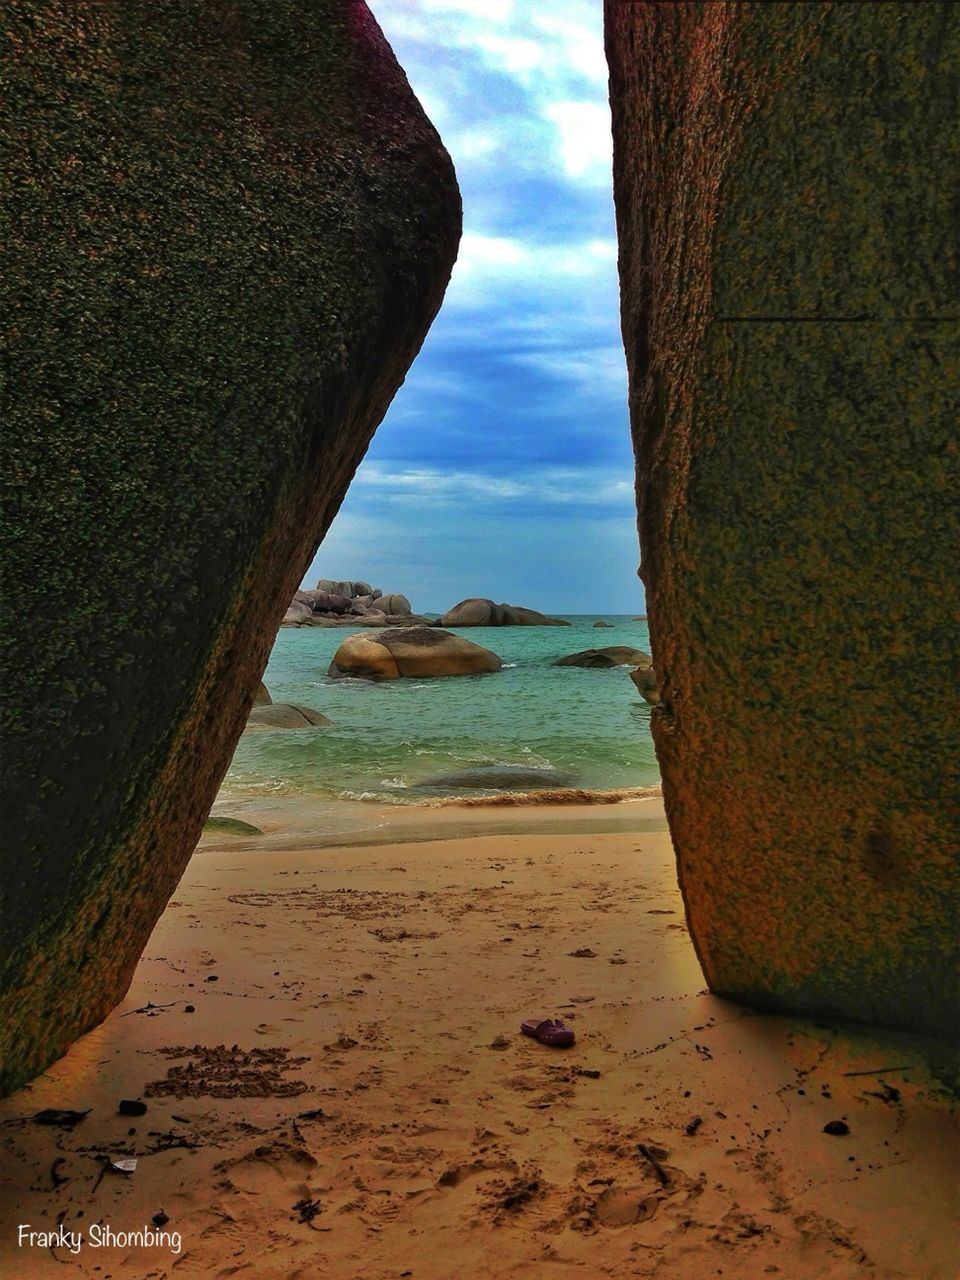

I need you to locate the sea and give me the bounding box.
[213,616,659,840]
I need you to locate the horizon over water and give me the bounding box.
[216,616,657,836]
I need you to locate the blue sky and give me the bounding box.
[306,0,642,615]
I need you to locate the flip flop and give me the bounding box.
[521,1018,576,1048]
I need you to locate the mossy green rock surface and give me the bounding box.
[606,1,958,1038]
[0,0,460,1093]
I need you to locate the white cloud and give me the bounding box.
[351,463,633,509]
[542,101,612,179]
[451,129,501,160]
[420,0,514,21]
[530,12,608,85]
[456,232,529,270]
[373,0,612,190]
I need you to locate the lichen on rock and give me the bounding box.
[0,0,461,1094]
[606,0,958,1042]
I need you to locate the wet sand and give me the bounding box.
[0,798,956,1279]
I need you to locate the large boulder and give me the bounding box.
[316,578,373,600]
[606,1,958,1040]
[376,592,411,615]
[254,682,273,706]
[244,704,332,731]
[440,598,568,627]
[283,600,314,625]
[0,1,460,1094]
[329,627,501,680]
[554,647,652,669]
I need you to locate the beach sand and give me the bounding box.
[0,798,955,1279]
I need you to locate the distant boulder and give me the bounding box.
[376,592,411,615]
[245,704,333,731]
[254,681,272,705]
[440,597,568,627]
[329,627,501,680]
[316,578,373,599]
[554,647,652,669]
[592,620,614,628]
[283,600,313,625]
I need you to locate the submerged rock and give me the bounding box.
[329,627,501,680]
[244,705,332,731]
[203,817,264,837]
[554,647,652,669]
[439,598,569,627]
[414,765,575,791]
[0,0,460,1094]
[607,0,958,1040]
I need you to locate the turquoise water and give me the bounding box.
[221,616,658,807]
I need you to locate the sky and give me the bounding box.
[306,0,642,615]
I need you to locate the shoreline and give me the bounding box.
[1,796,955,1279]
[202,788,666,853]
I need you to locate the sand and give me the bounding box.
[0,798,956,1279]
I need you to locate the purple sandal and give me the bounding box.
[521,1017,576,1048]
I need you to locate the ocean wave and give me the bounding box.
[429,785,661,808]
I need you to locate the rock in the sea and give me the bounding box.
[284,581,412,625]
[254,682,273,706]
[0,1,460,1094]
[606,0,958,1040]
[376,593,412,616]
[316,578,374,600]
[629,666,660,706]
[414,765,574,791]
[329,627,501,680]
[440,598,568,627]
[203,817,264,837]
[592,621,614,629]
[554,647,652,669]
[244,704,332,731]
[284,601,314,625]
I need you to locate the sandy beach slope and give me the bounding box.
[0,799,956,1279]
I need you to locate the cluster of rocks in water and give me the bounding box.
[280,581,661,701]
[282,581,571,630]
[283,579,422,628]
[241,639,658,733]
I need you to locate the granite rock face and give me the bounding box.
[0,0,460,1094]
[606,1,958,1039]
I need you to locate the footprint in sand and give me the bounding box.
[437,1156,518,1188]
[593,1185,660,1226]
